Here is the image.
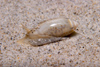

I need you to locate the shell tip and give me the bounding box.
[73,21,78,29]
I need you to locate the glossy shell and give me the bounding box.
[17,17,78,46]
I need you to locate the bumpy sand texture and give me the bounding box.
[0,0,100,67]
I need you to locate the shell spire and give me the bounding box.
[73,21,78,30]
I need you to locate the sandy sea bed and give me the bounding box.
[0,0,100,67]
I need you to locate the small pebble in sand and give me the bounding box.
[17,17,78,46]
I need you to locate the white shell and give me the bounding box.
[17,17,78,46]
